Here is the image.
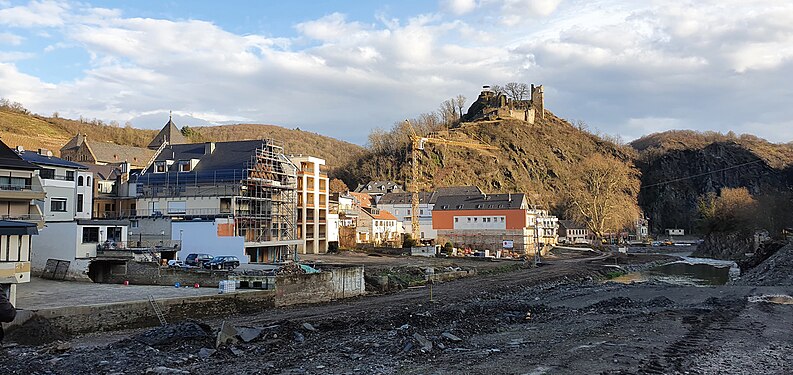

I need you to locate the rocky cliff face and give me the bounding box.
[637,142,791,234]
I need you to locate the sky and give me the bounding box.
[1,0,792,145]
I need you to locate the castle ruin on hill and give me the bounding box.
[462,84,544,124]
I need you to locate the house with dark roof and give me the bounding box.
[16,147,92,222]
[129,139,300,264]
[60,133,154,168]
[16,146,131,281]
[353,181,403,204]
[0,139,44,295]
[376,186,483,243]
[432,192,557,256]
[0,141,45,227]
[558,220,590,244]
[354,206,400,246]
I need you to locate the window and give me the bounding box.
[167,201,187,214]
[395,209,399,215]
[51,198,67,212]
[178,160,191,172]
[66,171,75,181]
[40,168,55,180]
[78,176,84,186]
[77,194,84,212]
[82,227,99,243]
[155,161,166,173]
[86,176,91,186]
[130,220,139,228]
[454,218,458,222]
[420,209,424,215]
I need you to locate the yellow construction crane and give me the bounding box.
[405,120,498,243]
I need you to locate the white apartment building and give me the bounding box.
[18,148,129,280]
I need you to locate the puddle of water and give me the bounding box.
[611,257,738,286]
[748,295,793,305]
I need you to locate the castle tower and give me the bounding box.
[531,84,545,120]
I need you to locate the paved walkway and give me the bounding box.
[15,277,222,310]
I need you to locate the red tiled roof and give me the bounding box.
[349,192,373,208]
[373,209,397,221]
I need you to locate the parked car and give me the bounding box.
[203,256,240,270]
[167,260,184,268]
[185,253,213,267]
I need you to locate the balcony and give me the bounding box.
[0,213,43,220]
[100,208,232,219]
[0,184,45,200]
[96,240,181,259]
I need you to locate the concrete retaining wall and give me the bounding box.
[11,290,275,336]
[90,260,230,287]
[6,264,366,338]
[274,265,365,306]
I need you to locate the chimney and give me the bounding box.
[205,142,215,155]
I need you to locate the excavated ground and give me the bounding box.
[2,253,792,375]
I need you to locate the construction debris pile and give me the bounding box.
[1,253,791,374]
[731,243,793,286]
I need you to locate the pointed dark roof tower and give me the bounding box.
[148,112,188,149]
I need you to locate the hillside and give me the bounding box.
[0,109,363,168]
[0,110,156,152]
[335,112,636,211]
[631,131,793,233]
[188,124,364,167]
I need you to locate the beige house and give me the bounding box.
[290,155,329,254]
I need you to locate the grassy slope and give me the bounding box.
[0,110,363,168]
[336,111,636,210]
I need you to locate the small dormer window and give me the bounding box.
[178,160,191,172]
[457,205,463,209]
[476,204,483,209]
[154,161,166,173]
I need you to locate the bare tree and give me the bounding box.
[504,82,529,101]
[455,95,467,118]
[564,154,641,240]
[438,99,458,126]
[490,84,505,96]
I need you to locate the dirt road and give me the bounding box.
[2,253,791,374]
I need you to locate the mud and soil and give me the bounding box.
[2,253,791,374]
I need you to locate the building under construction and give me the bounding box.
[129,139,300,263]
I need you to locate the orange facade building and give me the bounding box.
[432,193,550,255]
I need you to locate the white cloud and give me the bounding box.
[0,32,23,45]
[488,0,562,25]
[441,0,478,16]
[1,0,793,145]
[0,0,69,27]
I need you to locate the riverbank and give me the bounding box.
[14,253,789,375]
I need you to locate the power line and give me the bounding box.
[640,158,766,190]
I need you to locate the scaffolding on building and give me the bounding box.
[130,139,299,263]
[235,141,298,262]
